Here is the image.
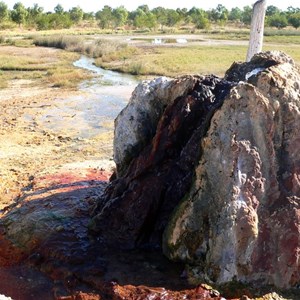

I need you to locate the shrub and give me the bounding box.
[0,21,16,30]
[128,62,145,75]
[33,35,84,51]
[267,14,288,29]
[289,13,300,29]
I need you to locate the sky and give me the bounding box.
[3,0,300,12]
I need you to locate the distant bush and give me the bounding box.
[267,14,288,29]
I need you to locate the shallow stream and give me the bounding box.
[36,56,139,138]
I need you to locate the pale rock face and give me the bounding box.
[113,76,196,176]
[163,52,300,288]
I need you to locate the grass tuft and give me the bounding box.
[33,35,85,51]
[128,62,146,75]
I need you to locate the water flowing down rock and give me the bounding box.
[91,51,300,289]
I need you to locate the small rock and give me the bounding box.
[55,226,64,232]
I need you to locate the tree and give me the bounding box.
[165,9,180,27]
[0,1,8,22]
[28,3,43,17]
[288,13,300,29]
[286,6,300,15]
[228,7,242,22]
[143,12,156,30]
[209,4,228,23]
[267,14,288,29]
[69,6,83,23]
[241,6,252,25]
[83,12,94,21]
[36,13,72,30]
[11,2,28,26]
[188,7,209,29]
[132,8,143,28]
[54,4,64,15]
[134,11,156,30]
[112,6,128,28]
[95,6,113,29]
[137,5,149,14]
[266,5,280,16]
[27,3,43,26]
[152,7,167,29]
[176,7,187,23]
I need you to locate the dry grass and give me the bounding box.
[0,46,90,89]
[33,34,136,61]
[45,51,92,88]
[0,54,48,71]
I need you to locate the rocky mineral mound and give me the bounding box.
[91,51,300,289]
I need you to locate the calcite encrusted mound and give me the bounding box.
[92,51,300,289]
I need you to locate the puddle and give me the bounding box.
[27,56,139,139]
[152,38,188,44]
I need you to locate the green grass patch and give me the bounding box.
[0,36,33,47]
[96,45,248,77]
[9,38,34,47]
[95,41,300,77]
[264,28,300,36]
[203,29,250,41]
[264,35,300,44]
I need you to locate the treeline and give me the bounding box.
[0,2,300,31]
